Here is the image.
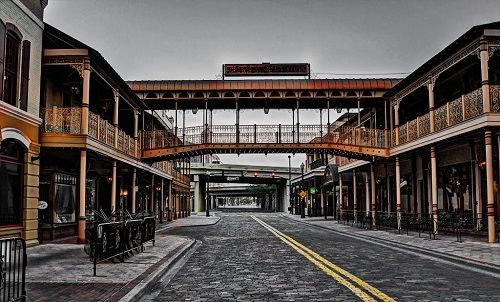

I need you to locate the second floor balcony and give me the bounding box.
[40,106,138,157]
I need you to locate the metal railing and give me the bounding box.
[0,237,26,302]
[336,210,500,242]
[40,107,137,157]
[392,86,496,147]
[142,124,389,150]
[84,214,156,276]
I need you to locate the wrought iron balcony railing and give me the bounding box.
[392,86,500,147]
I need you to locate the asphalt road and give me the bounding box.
[142,212,500,301]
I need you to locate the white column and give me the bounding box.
[428,82,435,132]
[78,150,87,243]
[480,40,490,113]
[395,157,401,230]
[485,130,496,242]
[430,147,438,234]
[81,58,90,135]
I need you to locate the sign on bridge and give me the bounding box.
[223,63,310,77]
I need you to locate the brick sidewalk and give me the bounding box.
[282,213,500,268]
[26,234,193,302]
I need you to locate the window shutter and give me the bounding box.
[20,40,30,111]
[0,21,6,101]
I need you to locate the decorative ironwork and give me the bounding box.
[448,97,463,126]
[41,107,81,134]
[434,105,448,131]
[464,88,483,119]
[142,124,389,152]
[407,119,418,142]
[418,113,430,137]
[398,123,408,145]
[490,85,500,112]
[88,112,99,137]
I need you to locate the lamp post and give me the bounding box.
[288,155,292,214]
[300,162,305,219]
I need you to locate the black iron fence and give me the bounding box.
[84,215,156,276]
[0,237,26,302]
[336,210,500,242]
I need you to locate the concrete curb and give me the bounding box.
[156,216,221,233]
[118,237,197,302]
[280,214,500,277]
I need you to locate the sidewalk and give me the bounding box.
[156,212,221,231]
[282,213,500,268]
[25,214,219,302]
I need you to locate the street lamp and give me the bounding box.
[300,162,305,219]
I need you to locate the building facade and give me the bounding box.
[294,21,500,243]
[0,0,47,245]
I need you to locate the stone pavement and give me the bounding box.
[282,213,500,268]
[144,212,500,301]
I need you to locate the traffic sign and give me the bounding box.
[299,191,307,199]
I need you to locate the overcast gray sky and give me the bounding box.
[45,0,499,167]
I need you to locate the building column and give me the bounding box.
[113,89,119,148]
[371,163,376,226]
[364,172,370,216]
[395,157,401,230]
[133,109,139,156]
[480,40,491,113]
[428,82,435,132]
[193,175,204,212]
[150,175,155,216]
[81,58,90,135]
[339,173,343,218]
[160,178,164,223]
[131,168,137,214]
[485,130,496,242]
[111,160,117,218]
[430,146,438,234]
[385,163,391,214]
[394,102,400,145]
[78,150,87,244]
[168,180,173,221]
[353,170,357,222]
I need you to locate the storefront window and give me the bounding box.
[54,174,77,223]
[0,139,24,227]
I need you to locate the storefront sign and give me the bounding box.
[38,201,48,210]
[227,176,239,181]
[223,63,310,77]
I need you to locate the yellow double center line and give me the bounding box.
[251,215,395,302]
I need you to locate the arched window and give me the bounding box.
[0,139,25,227]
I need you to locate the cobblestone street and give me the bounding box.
[145,212,500,302]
